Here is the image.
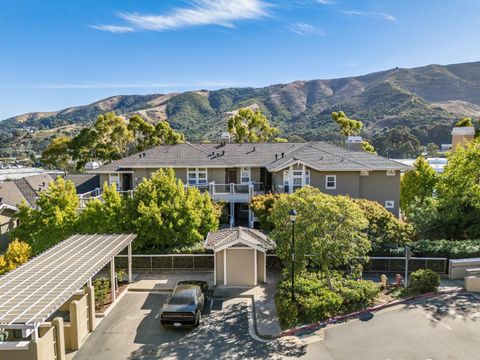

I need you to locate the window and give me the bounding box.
[325,175,336,190]
[240,167,251,184]
[385,200,395,209]
[305,170,310,185]
[360,171,369,176]
[109,173,120,188]
[284,168,310,192]
[386,170,396,176]
[187,168,207,185]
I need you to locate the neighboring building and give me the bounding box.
[394,157,448,174]
[91,142,410,225]
[63,174,100,195]
[451,126,475,151]
[0,174,53,249]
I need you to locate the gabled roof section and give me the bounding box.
[64,174,100,194]
[92,141,411,173]
[204,227,275,252]
[265,142,412,172]
[452,126,475,136]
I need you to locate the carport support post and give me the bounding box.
[128,243,133,283]
[110,258,116,302]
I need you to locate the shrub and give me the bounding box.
[372,239,480,258]
[93,278,111,307]
[409,269,440,294]
[275,271,380,328]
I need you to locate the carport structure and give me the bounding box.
[205,227,275,286]
[0,233,136,360]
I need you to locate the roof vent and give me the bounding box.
[275,154,278,161]
[253,146,256,152]
[0,197,3,203]
[281,152,285,158]
[139,154,142,158]
[222,150,225,156]
[42,182,45,187]
[143,152,146,157]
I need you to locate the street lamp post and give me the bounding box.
[289,209,298,302]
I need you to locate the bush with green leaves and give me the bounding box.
[93,278,111,307]
[275,271,379,329]
[250,193,284,231]
[371,239,480,259]
[409,269,440,294]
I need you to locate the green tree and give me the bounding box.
[129,169,219,251]
[400,156,438,215]
[426,143,439,157]
[361,141,376,153]
[227,108,279,143]
[455,117,474,127]
[353,199,413,247]
[331,111,363,136]
[250,193,284,231]
[0,240,32,275]
[41,136,72,173]
[269,187,370,289]
[77,182,129,234]
[70,128,98,170]
[128,115,184,152]
[93,112,134,161]
[11,177,79,254]
[372,127,421,158]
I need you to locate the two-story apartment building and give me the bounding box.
[91,141,410,227]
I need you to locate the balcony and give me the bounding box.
[187,182,264,202]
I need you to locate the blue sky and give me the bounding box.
[0,0,479,119]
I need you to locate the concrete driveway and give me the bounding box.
[304,292,480,360]
[73,292,306,360]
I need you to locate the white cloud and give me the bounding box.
[315,0,335,4]
[93,0,270,33]
[288,22,325,36]
[342,10,397,22]
[89,25,134,33]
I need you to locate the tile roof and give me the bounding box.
[204,227,275,251]
[94,141,411,173]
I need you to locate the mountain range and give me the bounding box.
[1,61,480,157]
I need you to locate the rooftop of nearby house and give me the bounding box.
[0,173,54,208]
[63,174,100,194]
[92,142,412,173]
[451,126,475,136]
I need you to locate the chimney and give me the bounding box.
[451,126,475,151]
[346,136,363,151]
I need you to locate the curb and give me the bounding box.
[280,288,462,337]
[127,287,173,293]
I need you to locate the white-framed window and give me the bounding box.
[109,173,120,189]
[360,170,369,176]
[240,167,251,184]
[325,175,336,190]
[386,170,396,176]
[283,168,310,192]
[187,168,208,185]
[385,200,395,209]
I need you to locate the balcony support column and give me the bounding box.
[230,202,235,228]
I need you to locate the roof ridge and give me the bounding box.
[185,141,234,167]
[264,142,309,166]
[307,142,376,170]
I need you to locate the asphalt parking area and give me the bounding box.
[305,292,480,360]
[73,292,306,360]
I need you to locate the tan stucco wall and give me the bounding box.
[216,250,224,285]
[310,171,360,197]
[359,170,400,216]
[133,169,150,188]
[257,251,265,283]
[1,325,56,360]
[226,248,255,286]
[99,174,109,188]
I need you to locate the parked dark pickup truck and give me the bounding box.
[160,281,207,327]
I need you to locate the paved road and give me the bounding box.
[304,293,480,360]
[73,292,306,360]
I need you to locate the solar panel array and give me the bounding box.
[0,233,135,327]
